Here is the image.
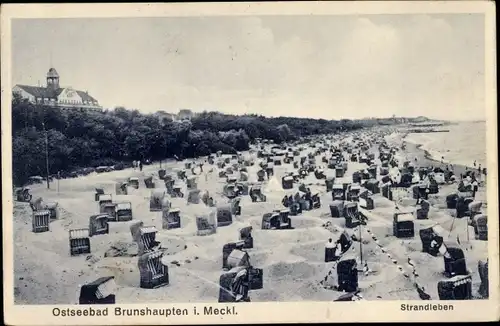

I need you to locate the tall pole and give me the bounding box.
[42,121,50,189]
[466,218,469,242]
[359,222,363,265]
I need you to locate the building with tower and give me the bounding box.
[13,67,102,111]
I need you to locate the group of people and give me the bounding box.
[324,231,353,262]
[470,160,487,182]
[282,187,318,212]
[132,160,143,171]
[458,172,480,198]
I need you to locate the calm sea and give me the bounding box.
[404,121,487,168]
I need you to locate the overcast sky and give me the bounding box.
[12,14,485,120]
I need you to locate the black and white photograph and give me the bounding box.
[2,2,498,325]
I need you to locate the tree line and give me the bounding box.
[11,93,413,186]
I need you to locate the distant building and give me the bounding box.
[155,110,176,124]
[177,109,194,121]
[153,109,200,123]
[159,111,176,120]
[13,67,102,111]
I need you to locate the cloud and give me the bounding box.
[12,14,485,120]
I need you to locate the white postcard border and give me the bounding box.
[1,2,498,325]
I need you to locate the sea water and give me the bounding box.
[405,121,487,168]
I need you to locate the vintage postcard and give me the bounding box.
[1,1,498,325]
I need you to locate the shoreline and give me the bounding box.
[12,127,488,304]
[400,133,485,180]
[402,123,486,170]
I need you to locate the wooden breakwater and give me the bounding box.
[407,129,450,134]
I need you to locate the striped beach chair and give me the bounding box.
[115,202,133,222]
[94,188,104,201]
[98,194,113,207]
[217,205,233,227]
[437,274,472,300]
[239,226,254,249]
[196,214,217,236]
[162,208,181,230]
[187,189,201,204]
[69,228,91,256]
[139,250,169,289]
[32,210,50,233]
[100,203,117,221]
[89,214,109,237]
[44,202,59,220]
[222,242,246,269]
[138,226,159,254]
[79,276,116,304]
[144,176,155,189]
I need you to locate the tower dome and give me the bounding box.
[46,67,60,90]
[47,67,59,78]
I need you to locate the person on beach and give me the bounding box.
[325,238,336,249]
[429,238,441,254]
[132,160,136,170]
[472,177,479,198]
[416,285,431,300]
[139,160,143,172]
[466,173,472,184]
[335,231,353,258]
[458,179,465,192]
[474,160,477,168]
[443,167,453,183]
[232,268,250,302]
[282,195,289,208]
[324,238,337,262]
[305,187,312,202]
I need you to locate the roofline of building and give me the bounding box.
[14,84,99,102]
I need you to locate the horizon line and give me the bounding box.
[104,106,439,121]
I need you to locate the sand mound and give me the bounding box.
[196,282,220,301]
[184,256,221,271]
[289,242,324,262]
[373,196,395,208]
[13,132,488,303]
[264,176,284,194]
[104,241,138,257]
[14,203,32,225]
[267,261,318,280]
[291,217,323,229]
[252,288,283,301]
[95,257,138,288]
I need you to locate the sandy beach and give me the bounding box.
[13,128,488,304]
[399,136,485,183]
